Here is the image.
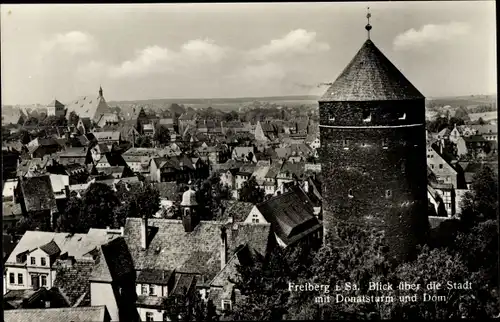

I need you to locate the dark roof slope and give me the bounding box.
[20,175,57,212]
[320,39,424,102]
[89,237,135,283]
[4,306,108,322]
[256,186,321,245]
[53,260,95,307]
[40,240,61,256]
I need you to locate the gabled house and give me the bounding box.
[149,155,195,183]
[91,132,121,149]
[76,117,93,134]
[89,237,138,322]
[26,138,62,159]
[231,146,256,163]
[457,135,492,158]
[96,113,120,129]
[122,215,273,318]
[4,228,122,293]
[58,147,92,166]
[254,121,278,142]
[246,185,322,248]
[426,145,460,188]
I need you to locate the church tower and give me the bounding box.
[318,10,429,260]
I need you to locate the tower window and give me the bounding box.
[362,111,371,123]
[385,190,392,198]
[401,162,405,173]
[348,189,354,198]
[328,114,335,121]
[343,139,349,146]
[398,112,406,121]
[382,138,389,147]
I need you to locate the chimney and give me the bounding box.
[220,226,227,269]
[182,209,195,233]
[141,215,148,250]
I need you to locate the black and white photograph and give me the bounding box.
[1,2,498,321]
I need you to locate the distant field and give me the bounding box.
[427,95,496,109]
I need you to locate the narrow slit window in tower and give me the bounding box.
[362,110,372,123]
[348,189,354,198]
[329,114,335,121]
[385,190,392,198]
[398,112,406,121]
[382,138,389,148]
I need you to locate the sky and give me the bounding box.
[1,2,496,105]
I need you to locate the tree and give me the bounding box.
[42,115,67,127]
[59,196,84,233]
[194,174,229,220]
[135,135,152,148]
[153,125,170,146]
[239,176,264,204]
[69,111,80,126]
[113,183,160,227]
[227,247,292,321]
[24,116,39,126]
[390,246,484,319]
[78,183,120,231]
[459,165,498,225]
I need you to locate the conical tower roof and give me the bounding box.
[320,39,424,102]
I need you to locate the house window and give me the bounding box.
[385,190,392,198]
[439,164,443,169]
[431,164,434,169]
[41,258,46,266]
[9,273,14,284]
[146,312,154,322]
[41,275,47,287]
[142,284,148,295]
[348,189,354,198]
[222,300,232,311]
[252,214,259,224]
[18,274,23,285]
[149,285,156,296]
[31,257,36,265]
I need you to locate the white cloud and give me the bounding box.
[181,38,227,63]
[248,29,330,60]
[109,39,228,78]
[109,46,174,78]
[393,22,471,51]
[40,31,97,55]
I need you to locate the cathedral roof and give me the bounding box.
[320,39,424,102]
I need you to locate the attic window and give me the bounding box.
[439,164,443,169]
[348,189,354,199]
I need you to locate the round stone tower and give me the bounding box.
[318,16,429,260]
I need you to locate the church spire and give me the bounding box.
[99,85,103,97]
[365,7,372,40]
